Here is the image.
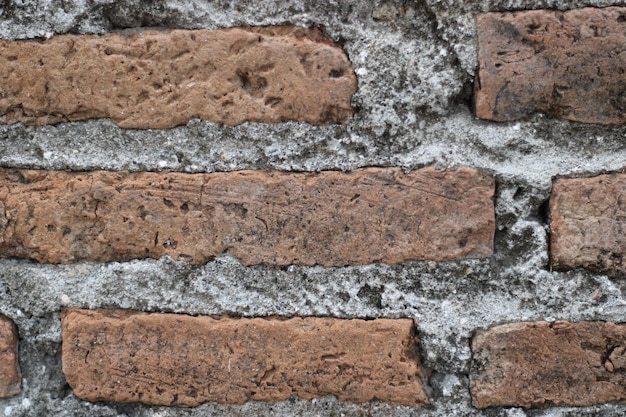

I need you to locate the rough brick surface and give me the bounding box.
[471,321,626,409]
[0,314,19,398]
[61,309,428,407]
[0,167,494,266]
[475,7,626,125]
[0,26,356,128]
[550,173,626,276]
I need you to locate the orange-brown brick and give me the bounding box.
[0,315,19,398]
[61,309,429,407]
[550,173,626,276]
[0,167,495,266]
[0,26,356,128]
[475,7,626,125]
[471,321,626,408]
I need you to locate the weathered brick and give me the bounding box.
[475,7,626,125]
[0,315,19,398]
[0,26,356,128]
[61,309,428,406]
[0,167,494,266]
[550,173,626,276]
[471,321,626,408]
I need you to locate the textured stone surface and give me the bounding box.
[0,315,19,398]
[550,173,626,277]
[0,26,356,128]
[0,167,494,266]
[61,309,428,407]
[471,321,626,409]
[475,7,626,125]
[4,1,626,416]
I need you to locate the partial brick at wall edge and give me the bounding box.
[0,314,19,398]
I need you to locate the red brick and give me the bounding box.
[471,321,626,408]
[0,26,356,128]
[550,173,626,276]
[0,315,19,398]
[61,309,429,407]
[0,167,495,266]
[475,7,626,125]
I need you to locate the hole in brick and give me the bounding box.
[163,198,174,208]
[264,97,282,108]
[138,206,147,220]
[329,68,344,78]
[180,202,189,212]
[162,239,177,249]
[179,253,193,262]
[136,90,149,104]
[237,71,268,97]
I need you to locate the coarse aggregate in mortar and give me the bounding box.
[0,0,626,416]
[2,110,626,189]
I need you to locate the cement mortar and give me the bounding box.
[0,0,626,416]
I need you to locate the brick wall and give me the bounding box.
[0,1,625,416]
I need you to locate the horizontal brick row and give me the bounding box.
[2,165,626,275]
[0,315,19,398]
[61,309,428,407]
[476,7,626,125]
[58,313,626,409]
[0,8,621,129]
[4,311,626,409]
[0,167,495,266]
[0,26,356,128]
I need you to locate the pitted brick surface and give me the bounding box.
[0,167,495,266]
[475,7,626,125]
[550,173,626,276]
[0,26,356,128]
[471,321,626,409]
[61,309,429,407]
[0,314,19,398]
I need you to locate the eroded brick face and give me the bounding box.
[475,7,626,125]
[0,315,20,398]
[0,167,495,266]
[61,309,429,407]
[471,321,626,409]
[0,26,356,128]
[550,173,626,277]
